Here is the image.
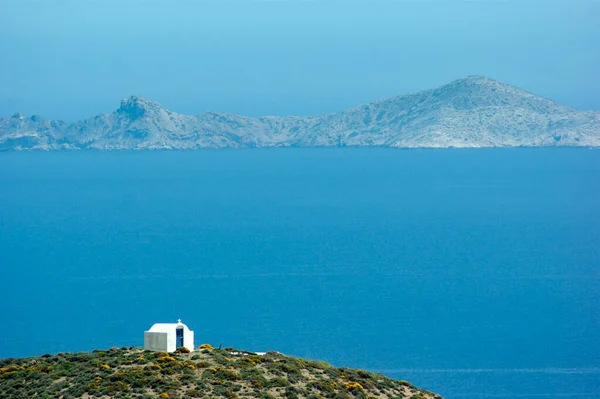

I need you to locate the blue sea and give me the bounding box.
[1,148,599,398]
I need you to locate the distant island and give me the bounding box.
[1,76,599,151]
[0,346,442,399]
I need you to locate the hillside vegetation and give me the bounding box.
[0,346,441,399]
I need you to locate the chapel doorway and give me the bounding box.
[176,327,184,348]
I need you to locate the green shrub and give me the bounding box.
[187,388,203,397]
[285,386,299,399]
[356,370,370,379]
[306,360,333,370]
[267,377,290,388]
[307,379,335,393]
[213,385,238,399]
[250,376,266,389]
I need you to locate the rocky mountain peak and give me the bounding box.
[421,75,552,111]
[455,75,496,84]
[117,96,163,119]
[439,75,506,93]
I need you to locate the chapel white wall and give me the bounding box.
[144,332,168,351]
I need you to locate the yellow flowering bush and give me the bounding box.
[345,382,364,391]
[199,343,214,351]
[150,363,162,370]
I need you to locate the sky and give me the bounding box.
[0,0,599,121]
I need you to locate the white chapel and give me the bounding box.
[144,319,195,352]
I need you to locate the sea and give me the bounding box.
[1,148,599,398]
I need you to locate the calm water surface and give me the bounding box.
[1,149,599,398]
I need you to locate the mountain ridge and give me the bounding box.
[2,76,599,150]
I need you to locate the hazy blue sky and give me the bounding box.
[0,0,598,120]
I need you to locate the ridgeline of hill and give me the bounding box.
[2,76,599,150]
[0,346,441,399]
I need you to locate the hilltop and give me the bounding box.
[1,76,599,150]
[0,346,441,399]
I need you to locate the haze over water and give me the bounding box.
[1,148,599,398]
